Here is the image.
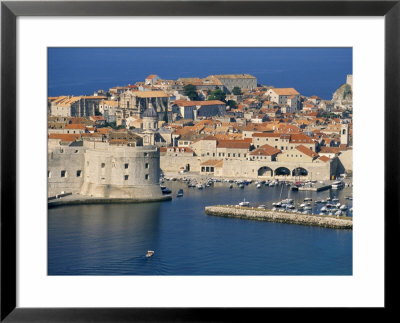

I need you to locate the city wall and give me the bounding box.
[47,146,85,197]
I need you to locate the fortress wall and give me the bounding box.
[337,149,353,173]
[160,155,201,173]
[80,144,163,198]
[47,146,85,196]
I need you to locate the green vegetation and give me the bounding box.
[343,84,352,99]
[183,84,200,101]
[226,100,237,109]
[208,87,226,102]
[101,121,125,130]
[231,86,242,95]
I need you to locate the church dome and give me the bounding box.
[143,103,158,118]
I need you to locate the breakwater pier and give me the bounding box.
[205,205,352,230]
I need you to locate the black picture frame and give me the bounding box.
[1,0,399,321]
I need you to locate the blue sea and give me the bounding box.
[48,47,352,100]
[48,182,352,275]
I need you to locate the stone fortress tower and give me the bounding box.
[79,141,162,199]
[346,74,353,88]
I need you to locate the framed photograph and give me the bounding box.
[1,0,398,321]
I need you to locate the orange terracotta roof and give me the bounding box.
[252,132,281,138]
[146,74,158,79]
[65,124,86,130]
[296,145,319,158]
[217,140,250,149]
[48,133,80,141]
[200,159,224,167]
[250,144,281,156]
[96,127,111,134]
[318,156,330,162]
[132,91,168,98]
[270,88,300,96]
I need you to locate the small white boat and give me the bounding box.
[239,199,250,207]
[321,206,327,212]
[146,250,154,258]
[197,184,204,189]
[177,189,184,197]
[304,197,312,202]
[257,205,267,209]
[331,181,344,190]
[335,210,342,216]
[229,184,233,189]
[257,184,261,188]
[340,205,348,210]
[332,198,339,202]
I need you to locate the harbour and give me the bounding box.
[48,178,353,275]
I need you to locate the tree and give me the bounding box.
[226,100,237,109]
[183,84,199,101]
[208,87,226,102]
[232,86,242,95]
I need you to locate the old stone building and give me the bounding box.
[48,134,163,200]
[207,74,257,92]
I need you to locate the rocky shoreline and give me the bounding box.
[205,205,352,230]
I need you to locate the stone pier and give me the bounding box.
[205,205,352,230]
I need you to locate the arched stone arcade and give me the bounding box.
[257,166,274,177]
[292,167,308,177]
[274,167,291,176]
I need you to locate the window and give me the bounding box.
[228,153,230,157]
[101,163,105,168]
[145,163,149,169]
[233,153,235,157]
[144,153,148,157]
[238,153,240,157]
[124,175,129,180]
[244,154,246,157]
[61,170,66,178]
[145,174,149,180]
[76,170,81,177]
[124,163,129,169]
[48,171,51,178]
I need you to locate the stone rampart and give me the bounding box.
[47,146,85,196]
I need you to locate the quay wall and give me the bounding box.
[160,155,333,180]
[160,155,201,173]
[205,206,352,230]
